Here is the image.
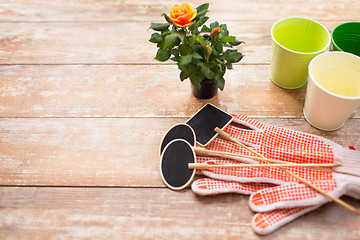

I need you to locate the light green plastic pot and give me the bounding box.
[269,17,331,89]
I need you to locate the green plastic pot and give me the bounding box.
[331,22,360,57]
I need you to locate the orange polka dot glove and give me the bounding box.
[249,183,360,235]
[193,177,360,235]
[191,114,360,235]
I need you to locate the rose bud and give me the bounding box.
[211,27,221,37]
[206,43,212,56]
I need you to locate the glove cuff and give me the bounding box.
[328,140,360,177]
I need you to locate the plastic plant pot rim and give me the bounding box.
[271,17,331,55]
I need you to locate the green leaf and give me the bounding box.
[224,50,243,63]
[162,13,173,24]
[196,35,206,46]
[188,62,196,71]
[149,23,170,31]
[215,41,223,54]
[207,61,217,69]
[196,3,209,12]
[169,48,180,61]
[177,31,186,43]
[149,32,162,43]
[196,16,209,27]
[196,3,209,17]
[154,48,170,61]
[178,64,186,71]
[190,73,203,90]
[203,34,211,42]
[186,36,197,46]
[179,55,193,66]
[214,75,225,90]
[201,25,211,33]
[196,9,208,17]
[225,62,233,69]
[220,24,228,32]
[200,63,211,79]
[180,70,190,81]
[210,21,219,29]
[222,36,236,43]
[191,27,200,35]
[211,46,218,56]
[164,33,178,49]
[188,22,196,33]
[231,39,245,46]
[179,43,192,56]
[192,53,203,60]
[219,29,229,39]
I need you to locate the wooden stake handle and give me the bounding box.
[214,127,360,215]
[192,146,341,171]
[188,163,341,170]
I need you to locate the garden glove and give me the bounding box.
[192,176,360,235]
[251,187,360,235]
[191,114,360,234]
[205,113,359,178]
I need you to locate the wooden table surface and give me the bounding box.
[1,0,359,239]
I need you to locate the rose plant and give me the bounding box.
[149,3,244,91]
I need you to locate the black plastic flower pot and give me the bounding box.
[191,79,218,99]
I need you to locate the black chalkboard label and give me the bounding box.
[186,104,233,146]
[159,124,196,155]
[160,139,196,190]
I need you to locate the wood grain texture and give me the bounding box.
[0,187,359,239]
[0,21,262,64]
[0,0,359,22]
[1,64,359,118]
[1,117,359,187]
[0,21,345,64]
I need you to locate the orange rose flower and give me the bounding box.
[168,3,197,28]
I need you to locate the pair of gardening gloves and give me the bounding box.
[191,114,360,235]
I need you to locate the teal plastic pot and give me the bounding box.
[331,22,360,57]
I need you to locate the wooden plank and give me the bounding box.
[1,117,359,187]
[0,21,343,65]
[0,21,264,64]
[0,117,171,187]
[0,187,359,239]
[0,0,359,22]
[1,64,359,118]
